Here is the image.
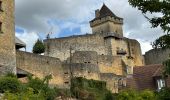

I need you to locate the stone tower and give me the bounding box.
[0,0,16,75]
[90,4,123,38]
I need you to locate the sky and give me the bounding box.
[15,0,165,54]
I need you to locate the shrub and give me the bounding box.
[0,76,21,93]
[26,75,56,100]
[157,87,170,100]
[140,90,156,100]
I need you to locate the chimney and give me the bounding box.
[95,9,100,18]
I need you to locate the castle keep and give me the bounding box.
[42,4,144,92]
[0,1,144,93]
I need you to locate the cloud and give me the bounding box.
[16,32,39,52]
[15,0,101,33]
[15,0,165,53]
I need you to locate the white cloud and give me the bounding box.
[16,32,39,52]
[15,0,165,54]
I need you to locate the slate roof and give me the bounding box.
[100,4,120,19]
[15,37,26,49]
[91,4,122,22]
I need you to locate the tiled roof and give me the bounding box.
[126,64,163,91]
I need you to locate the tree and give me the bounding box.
[128,0,170,33]
[32,39,45,54]
[151,34,170,49]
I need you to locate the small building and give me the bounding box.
[126,64,170,91]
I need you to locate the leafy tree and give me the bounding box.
[128,0,170,33]
[163,59,170,76]
[151,34,170,49]
[32,39,45,54]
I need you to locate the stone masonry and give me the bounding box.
[0,1,145,93]
[0,0,16,75]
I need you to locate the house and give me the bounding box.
[126,64,170,91]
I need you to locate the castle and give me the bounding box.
[0,0,145,93]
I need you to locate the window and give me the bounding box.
[0,1,2,11]
[64,81,69,84]
[157,79,165,91]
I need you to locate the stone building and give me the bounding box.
[42,4,144,92]
[44,4,144,74]
[144,48,170,65]
[0,0,16,75]
[0,0,145,93]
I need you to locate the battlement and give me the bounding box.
[90,4,123,37]
[90,16,123,27]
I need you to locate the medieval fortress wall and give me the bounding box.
[0,0,16,75]
[144,48,170,65]
[0,1,145,93]
[44,34,107,61]
[16,51,65,88]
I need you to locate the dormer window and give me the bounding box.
[157,79,165,91]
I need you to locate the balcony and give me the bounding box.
[117,49,127,55]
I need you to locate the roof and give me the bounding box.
[126,64,163,91]
[100,4,118,18]
[91,4,122,21]
[15,37,26,49]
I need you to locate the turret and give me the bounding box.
[90,4,123,38]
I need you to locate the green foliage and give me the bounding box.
[26,75,57,100]
[0,74,58,100]
[116,89,156,100]
[3,88,45,100]
[163,59,170,75]
[140,90,156,100]
[32,39,45,54]
[128,0,170,33]
[151,34,170,49]
[70,77,113,100]
[157,87,170,100]
[104,91,115,100]
[0,76,21,93]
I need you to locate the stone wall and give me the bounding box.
[44,34,107,61]
[98,55,126,75]
[0,0,16,75]
[16,51,64,88]
[100,73,123,93]
[90,16,123,37]
[144,48,170,65]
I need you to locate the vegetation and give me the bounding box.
[70,77,114,100]
[128,0,170,33]
[0,74,58,100]
[116,88,170,100]
[151,34,170,49]
[32,39,45,54]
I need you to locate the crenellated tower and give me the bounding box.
[90,4,123,38]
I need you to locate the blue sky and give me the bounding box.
[15,0,165,54]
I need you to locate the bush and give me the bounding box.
[0,76,21,93]
[26,75,56,100]
[157,87,170,100]
[104,91,115,100]
[140,90,156,100]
